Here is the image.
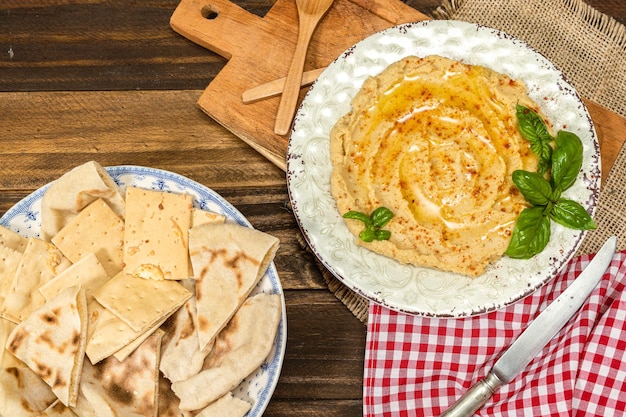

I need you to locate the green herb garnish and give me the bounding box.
[505,105,596,259]
[343,206,394,242]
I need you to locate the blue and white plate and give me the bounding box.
[0,165,286,416]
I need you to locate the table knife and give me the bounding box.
[440,235,617,417]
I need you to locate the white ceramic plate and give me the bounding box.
[0,165,286,416]
[287,20,601,317]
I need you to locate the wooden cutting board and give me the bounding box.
[170,0,626,181]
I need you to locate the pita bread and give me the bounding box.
[52,198,124,277]
[123,187,192,281]
[189,222,279,351]
[38,252,110,304]
[0,238,72,323]
[0,365,58,416]
[160,280,212,383]
[157,371,184,417]
[40,161,125,241]
[194,392,251,417]
[5,285,87,407]
[0,317,58,415]
[74,330,163,417]
[171,293,281,411]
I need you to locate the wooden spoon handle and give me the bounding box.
[273,19,319,135]
[242,67,325,103]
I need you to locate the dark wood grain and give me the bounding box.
[0,1,624,416]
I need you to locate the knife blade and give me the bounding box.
[440,235,617,417]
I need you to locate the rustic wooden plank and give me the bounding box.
[0,1,225,91]
[264,399,362,417]
[275,290,367,399]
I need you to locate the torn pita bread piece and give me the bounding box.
[52,198,125,277]
[38,252,110,304]
[75,330,163,417]
[158,371,184,417]
[40,161,125,241]
[84,299,167,365]
[0,237,72,323]
[172,293,282,411]
[160,280,213,383]
[5,285,87,407]
[189,222,279,352]
[0,364,58,416]
[190,208,225,228]
[123,186,193,281]
[93,271,191,332]
[194,392,251,417]
[1,318,55,416]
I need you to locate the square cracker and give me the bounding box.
[85,300,166,365]
[93,271,191,333]
[38,252,110,304]
[123,187,192,281]
[52,198,124,278]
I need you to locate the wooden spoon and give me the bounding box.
[273,0,335,135]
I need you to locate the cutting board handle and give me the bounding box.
[170,0,263,59]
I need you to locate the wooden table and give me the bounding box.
[0,1,624,416]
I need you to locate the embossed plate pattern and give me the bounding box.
[287,20,600,317]
[0,165,286,416]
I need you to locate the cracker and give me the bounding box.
[85,300,167,365]
[191,208,225,228]
[93,272,191,333]
[52,198,124,277]
[38,252,110,304]
[0,225,28,253]
[123,187,192,281]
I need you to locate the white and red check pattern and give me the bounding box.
[364,249,626,417]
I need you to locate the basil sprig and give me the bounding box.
[343,206,394,242]
[505,105,596,259]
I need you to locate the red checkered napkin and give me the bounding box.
[364,249,626,417]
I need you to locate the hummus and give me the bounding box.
[330,55,541,277]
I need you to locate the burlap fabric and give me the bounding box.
[315,0,626,324]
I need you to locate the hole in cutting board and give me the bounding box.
[201,5,219,20]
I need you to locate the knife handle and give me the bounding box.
[439,372,504,417]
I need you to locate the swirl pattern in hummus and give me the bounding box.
[330,55,540,277]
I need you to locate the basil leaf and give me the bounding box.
[505,206,552,259]
[551,199,597,230]
[512,170,553,206]
[359,227,376,242]
[552,131,583,191]
[516,104,554,174]
[374,229,392,241]
[343,210,372,227]
[371,207,394,228]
